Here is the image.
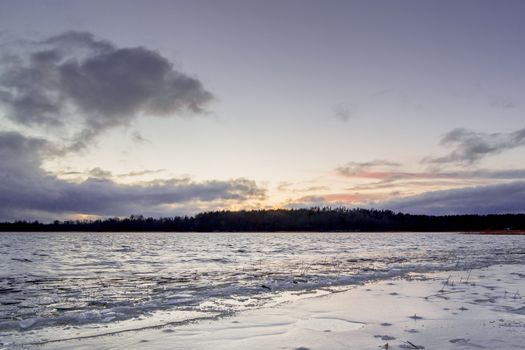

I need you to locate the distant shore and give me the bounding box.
[463,230,525,235]
[1,208,524,232]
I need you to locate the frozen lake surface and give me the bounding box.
[0,231,524,346]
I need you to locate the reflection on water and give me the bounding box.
[0,231,524,344]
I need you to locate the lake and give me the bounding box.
[1,231,524,346]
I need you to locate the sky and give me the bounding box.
[0,0,524,221]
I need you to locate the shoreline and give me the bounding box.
[3,229,525,234]
[29,263,525,350]
[462,230,525,235]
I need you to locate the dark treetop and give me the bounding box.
[1,208,525,232]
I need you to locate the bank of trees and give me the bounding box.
[1,208,524,232]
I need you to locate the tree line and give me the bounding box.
[1,208,524,232]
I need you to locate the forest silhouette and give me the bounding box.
[1,208,524,232]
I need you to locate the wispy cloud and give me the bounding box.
[285,195,343,209]
[117,169,167,178]
[424,127,525,165]
[338,166,525,183]
[332,103,357,122]
[285,191,388,210]
[131,131,150,144]
[490,96,517,109]
[336,160,401,177]
[59,167,167,180]
[276,181,329,193]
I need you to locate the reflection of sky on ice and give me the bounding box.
[1,231,524,345]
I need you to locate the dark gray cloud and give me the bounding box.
[0,31,214,149]
[376,182,525,215]
[0,131,264,221]
[463,169,525,179]
[424,127,525,165]
[87,167,112,179]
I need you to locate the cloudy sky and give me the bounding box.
[0,0,524,221]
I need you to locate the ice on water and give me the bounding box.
[0,231,524,346]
